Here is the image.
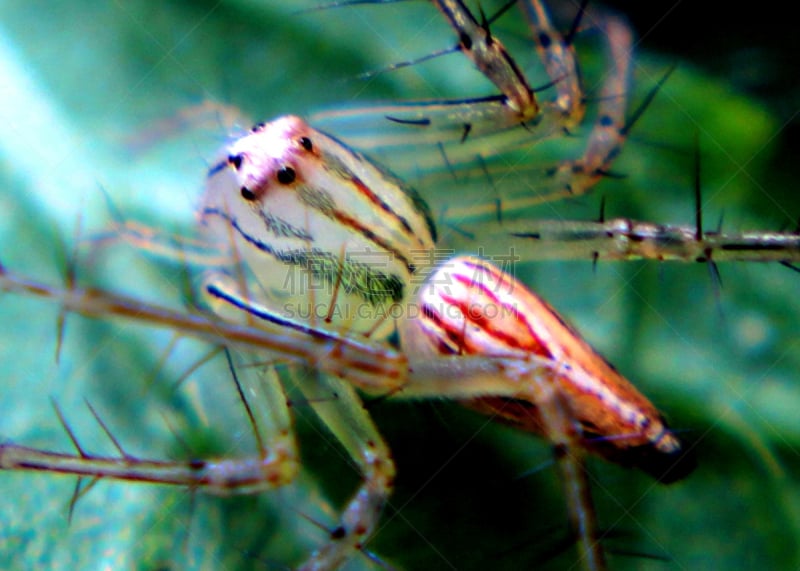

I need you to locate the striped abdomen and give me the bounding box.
[410,256,695,483]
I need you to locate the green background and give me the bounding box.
[1,1,799,569]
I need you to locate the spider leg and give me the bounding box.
[0,357,298,495]
[521,0,586,127]
[432,0,539,122]
[0,261,408,392]
[0,261,407,570]
[309,2,637,231]
[426,5,635,224]
[442,215,800,264]
[540,10,633,200]
[290,369,396,570]
[530,372,607,571]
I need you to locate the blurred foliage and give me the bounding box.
[1,1,799,570]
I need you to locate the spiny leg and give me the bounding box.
[201,240,397,568]
[430,0,589,129]
[287,368,396,570]
[530,380,606,571]
[432,0,539,122]
[538,9,635,200]
[521,0,587,127]
[0,261,408,392]
[441,214,800,265]
[307,0,574,158]
[0,351,299,495]
[308,1,637,225]
[318,0,538,125]
[440,124,800,266]
[427,4,637,224]
[435,0,634,202]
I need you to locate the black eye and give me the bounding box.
[240,186,256,201]
[299,136,313,151]
[277,166,296,185]
[250,122,266,133]
[228,154,243,170]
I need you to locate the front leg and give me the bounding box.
[0,355,300,492]
[201,267,399,569]
[290,369,396,571]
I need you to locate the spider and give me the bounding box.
[1,1,800,571]
[0,109,693,570]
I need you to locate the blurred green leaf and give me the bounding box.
[1,1,799,570]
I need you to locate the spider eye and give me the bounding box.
[228,154,243,170]
[277,166,296,185]
[250,122,266,133]
[240,186,257,201]
[537,32,552,48]
[299,136,313,151]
